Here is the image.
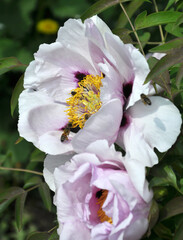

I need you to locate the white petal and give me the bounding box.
[43,153,74,191]
[72,99,123,152]
[128,96,182,152]
[125,44,152,108]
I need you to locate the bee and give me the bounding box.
[140,93,151,105]
[71,91,76,96]
[60,123,72,142]
[84,113,91,120]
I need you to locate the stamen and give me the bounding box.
[65,74,103,129]
[96,190,113,224]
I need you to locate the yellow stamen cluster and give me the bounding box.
[96,190,113,224]
[65,74,103,129]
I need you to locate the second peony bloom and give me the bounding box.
[44,140,153,240]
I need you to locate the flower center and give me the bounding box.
[65,74,103,129]
[96,189,113,224]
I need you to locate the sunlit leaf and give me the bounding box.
[149,38,183,53]
[26,232,50,240]
[81,0,130,21]
[10,74,24,117]
[145,48,183,83]
[160,197,183,221]
[165,23,183,37]
[135,11,182,30]
[0,57,25,75]
[39,183,52,212]
[15,191,27,231]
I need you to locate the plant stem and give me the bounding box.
[153,0,165,43]
[119,2,145,57]
[26,184,40,193]
[0,166,43,176]
[48,225,58,233]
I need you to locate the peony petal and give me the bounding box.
[72,99,123,152]
[43,153,74,191]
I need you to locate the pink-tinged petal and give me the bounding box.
[117,122,159,167]
[122,156,153,203]
[91,222,112,240]
[43,153,74,191]
[72,99,123,152]
[128,96,182,153]
[59,221,90,240]
[125,44,152,108]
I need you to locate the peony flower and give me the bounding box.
[44,140,153,240]
[18,15,182,166]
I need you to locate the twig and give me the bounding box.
[119,2,145,57]
[0,166,43,176]
[153,0,165,43]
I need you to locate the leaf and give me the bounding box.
[112,28,133,43]
[117,0,146,28]
[15,192,27,231]
[139,32,151,48]
[81,0,130,21]
[39,183,52,211]
[175,13,183,26]
[135,11,182,30]
[176,63,183,88]
[48,229,59,240]
[160,197,183,221]
[24,176,42,189]
[0,57,25,75]
[26,232,50,240]
[30,149,45,162]
[174,218,183,240]
[149,38,183,53]
[145,47,183,83]
[165,23,183,37]
[10,74,24,117]
[153,223,173,240]
[147,200,159,237]
[165,0,175,11]
[0,187,25,214]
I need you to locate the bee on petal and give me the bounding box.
[140,94,151,105]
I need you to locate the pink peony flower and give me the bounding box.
[18,16,182,166]
[44,140,152,240]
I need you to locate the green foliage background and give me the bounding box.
[0,0,183,239]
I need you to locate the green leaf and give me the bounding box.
[176,63,183,88]
[145,48,183,83]
[0,57,25,75]
[153,223,173,240]
[24,176,42,189]
[0,187,25,214]
[135,11,182,30]
[139,32,151,48]
[163,165,178,188]
[165,0,175,11]
[112,28,133,43]
[175,13,183,26]
[160,197,183,221]
[147,200,159,237]
[39,183,52,211]
[26,232,50,240]
[10,74,24,117]
[174,218,183,240]
[165,23,183,38]
[30,149,45,162]
[149,38,183,53]
[116,0,146,28]
[15,192,27,231]
[81,0,130,21]
[48,229,59,240]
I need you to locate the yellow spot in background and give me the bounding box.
[36,19,59,34]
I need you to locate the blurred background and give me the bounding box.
[0,0,181,239]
